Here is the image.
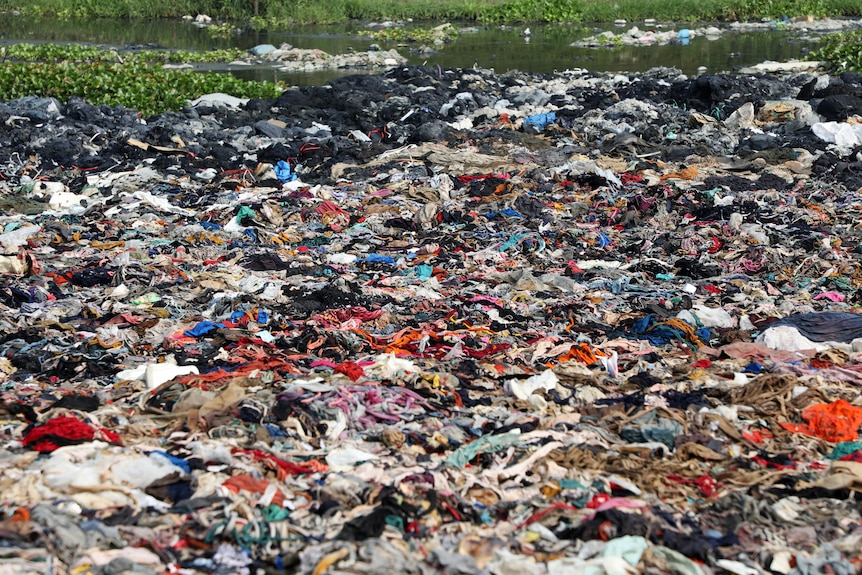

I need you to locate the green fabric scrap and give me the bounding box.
[444,430,522,468]
[236,205,256,221]
[411,264,434,280]
[0,196,47,216]
[620,415,683,449]
[558,479,589,490]
[652,545,703,575]
[828,441,862,460]
[603,535,648,566]
[385,514,404,531]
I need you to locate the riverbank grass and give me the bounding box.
[4,0,861,24]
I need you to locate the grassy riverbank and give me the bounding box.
[3,0,861,25]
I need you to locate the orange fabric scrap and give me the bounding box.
[660,166,698,181]
[221,474,285,506]
[557,342,607,365]
[779,399,862,443]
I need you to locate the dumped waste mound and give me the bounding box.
[3,66,859,187]
[242,43,407,72]
[2,65,862,574]
[573,17,862,47]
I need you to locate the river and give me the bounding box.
[0,14,823,86]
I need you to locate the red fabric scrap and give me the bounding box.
[457,174,511,183]
[334,361,365,381]
[752,456,797,470]
[620,173,644,185]
[463,343,511,359]
[22,415,121,452]
[585,493,610,509]
[517,501,580,529]
[221,474,285,506]
[666,474,720,497]
[232,448,317,476]
[315,201,349,218]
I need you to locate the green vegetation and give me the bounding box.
[359,23,459,44]
[2,43,249,64]
[3,0,861,25]
[0,44,284,116]
[811,30,862,72]
[204,21,242,39]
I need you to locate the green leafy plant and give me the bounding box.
[359,24,459,44]
[483,0,584,23]
[204,22,241,39]
[2,43,249,64]
[811,30,862,72]
[0,46,285,117]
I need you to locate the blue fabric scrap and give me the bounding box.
[184,321,223,337]
[275,160,297,183]
[743,361,763,374]
[524,111,556,130]
[499,208,524,218]
[150,450,191,474]
[364,254,396,264]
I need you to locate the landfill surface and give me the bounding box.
[2,64,862,575]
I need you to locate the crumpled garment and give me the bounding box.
[779,399,862,443]
[768,311,862,342]
[812,121,862,151]
[789,543,855,575]
[274,159,297,183]
[22,415,122,452]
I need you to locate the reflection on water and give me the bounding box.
[0,15,817,86]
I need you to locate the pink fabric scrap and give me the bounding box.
[814,291,845,302]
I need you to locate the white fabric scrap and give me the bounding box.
[116,359,199,388]
[756,325,830,352]
[325,447,379,471]
[370,352,420,377]
[812,121,862,151]
[507,369,558,400]
[677,305,734,328]
[0,225,41,249]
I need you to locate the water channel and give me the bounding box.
[0,14,823,86]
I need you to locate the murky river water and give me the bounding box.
[0,15,819,86]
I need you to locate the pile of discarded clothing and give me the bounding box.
[2,64,862,575]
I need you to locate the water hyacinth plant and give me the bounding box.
[811,30,862,72]
[0,44,285,117]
